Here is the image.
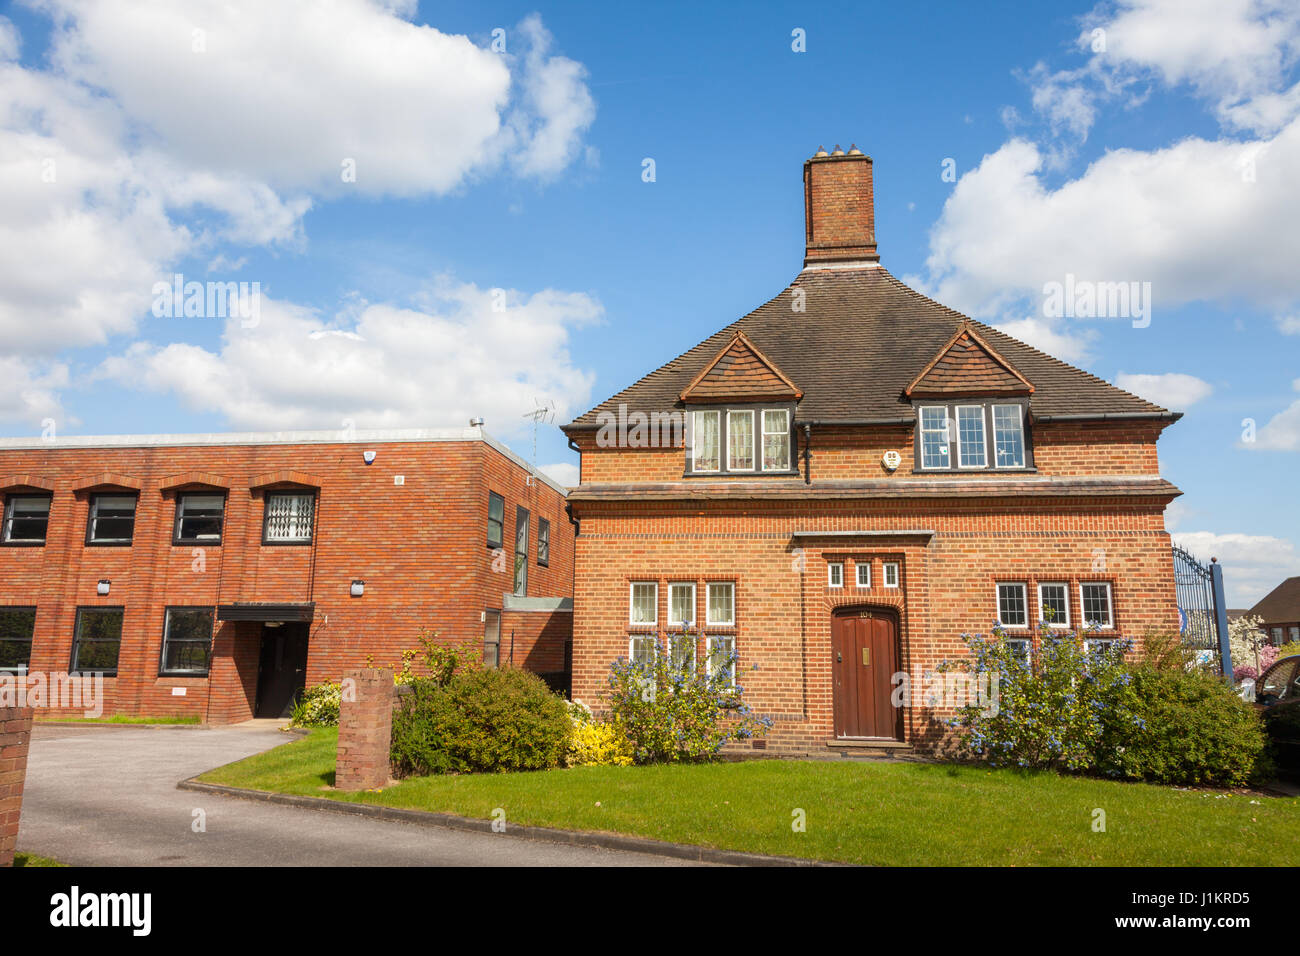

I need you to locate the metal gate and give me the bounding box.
[1172,545,1233,679]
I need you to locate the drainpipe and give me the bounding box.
[802,423,812,485]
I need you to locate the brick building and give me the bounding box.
[1248,577,1300,647]
[0,425,573,722]
[562,145,1183,755]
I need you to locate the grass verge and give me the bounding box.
[198,727,1297,866]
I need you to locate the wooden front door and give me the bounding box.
[832,608,902,740]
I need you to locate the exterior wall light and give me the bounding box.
[97,579,111,595]
[350,580,364,597]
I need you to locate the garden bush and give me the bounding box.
[1097,667,1271,787]
[288,681,342,728]
[604,630,772,763]
[390,667,571,776]
[942,624,1132,771]
[567,718,635,767]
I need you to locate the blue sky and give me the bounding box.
[1,0,1298,604]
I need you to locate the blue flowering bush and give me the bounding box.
[1096,666,1270,786]
[940,622,1133,772]
[604,629,773,763]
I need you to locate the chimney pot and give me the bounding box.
[814,144,828,157]
[803,142,879,267]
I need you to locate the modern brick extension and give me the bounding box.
[563,145,1183,756]
[0,426,573,722]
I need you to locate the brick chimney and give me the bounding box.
[803,144,879,266]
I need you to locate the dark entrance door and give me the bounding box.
[832,608,902,740]
[254,623,309,718]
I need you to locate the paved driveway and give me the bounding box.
[18,722,699,867]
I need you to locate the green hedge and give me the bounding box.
[1098,668,1271,787]
[390,667,571,776]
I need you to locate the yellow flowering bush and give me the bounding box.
[567,719,634,767]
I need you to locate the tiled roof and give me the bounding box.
[679,331,801,402]
[905,324,1032,397]
[566,267,1172,429]
[1248,577,1300,624]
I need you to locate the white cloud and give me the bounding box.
[96,279,602,439]
[538,461,579,487]
[1251,377,1300,450]
[1115,372,1213,410]
[0,0,596,390]
[0,356,69,425]
[993,316,1097,363]
[1277,315,1300,334]
[923,129,1300,322]
[1172,530,1300,606]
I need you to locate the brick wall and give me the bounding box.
[0,706,33,867]
[570,495,1178,754]
[0,434,573,721]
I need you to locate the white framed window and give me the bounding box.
[855,561,871,588]
[1005,637,1032,669]
[955,405,987,468]
[828,562,844,588]
[992,404,1025,468]
[997,583,1028,628]
[882,562,900,588]
[668,632,696,674]
[761,409,791,471]
[1290,626,1300,644]
[919,407,950,469]
[1037,582,1070,628]
[1272,626,1285,644]
[690,410,721,473]
[1080,582,1114,629]
[727,410,755,471]
[706,582,735,626]
[668,582,696,628]
[1083,637,1120,662]
[629,582,658,626]
[707,635,736,688]
[629,634,658,667]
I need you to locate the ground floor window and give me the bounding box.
[707,635,736,688]
[996,583,1028,628]
[667,631,696,674]
[0,607,36,674]
[71,607,124,675]
[1080,582,1113,628]
[629,634,658,667]
[159,607,215,676]
[882,562,900,588]
[1005,637,1031,669]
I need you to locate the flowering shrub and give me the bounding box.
[1278,642,1300,661]
[941,623,1133,771]
[288,681,342,728]
[603,629,772,764]
[390,629,482,686]
[1229,613,1271,676]
[568,720,635,767]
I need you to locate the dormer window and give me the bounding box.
[689,405,795,475]
[917,402,1030,472]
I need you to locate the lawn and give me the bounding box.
[199,728,1298,866]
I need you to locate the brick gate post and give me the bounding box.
[0,705,34,867]
[335,669,394,791]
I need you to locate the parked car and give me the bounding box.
[1250,657,1300,773]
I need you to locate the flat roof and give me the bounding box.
[0,425,571,496]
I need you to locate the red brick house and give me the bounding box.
[0,425,572,722]
[1248,577,1300,647]
[562,145,1183,755]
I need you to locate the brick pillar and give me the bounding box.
[335,668,394,791]
[0,706,34,867]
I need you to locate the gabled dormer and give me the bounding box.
[682,331,801,475]
[905,323,1036,472]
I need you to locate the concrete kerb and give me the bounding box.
[175,776,843,867]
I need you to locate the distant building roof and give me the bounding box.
[1248,577,1300,624]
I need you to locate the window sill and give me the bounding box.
[174,539,223,547]
[261,540,314,547]
[85,541,134,548]
[1,540,46,547]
